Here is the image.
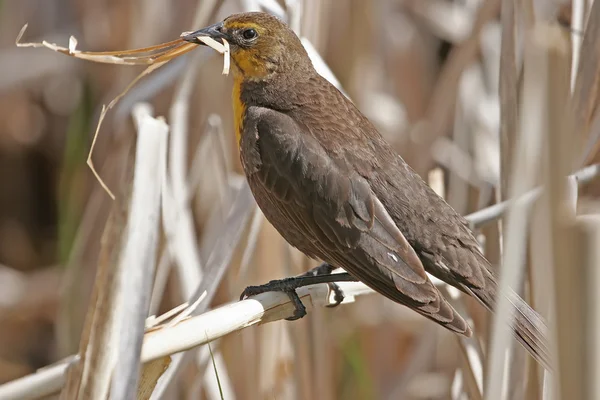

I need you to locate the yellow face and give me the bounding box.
[182,12,308,81]
[221,20,273,79]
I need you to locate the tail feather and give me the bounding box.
[507,289,553,371]
[468,279,553,371]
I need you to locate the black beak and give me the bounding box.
[181,22,229,44]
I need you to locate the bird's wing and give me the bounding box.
[243,106,471,334]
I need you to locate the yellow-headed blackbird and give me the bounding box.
[183,12,550,369]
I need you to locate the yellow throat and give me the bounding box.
[232,75,246,148]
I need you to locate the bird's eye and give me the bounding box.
[242,28,258,40]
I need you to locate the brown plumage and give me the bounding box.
[183,12,551,369]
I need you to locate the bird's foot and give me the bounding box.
[240,277,308,321]
[239,263,357,320]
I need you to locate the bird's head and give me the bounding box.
[182,12,312,80]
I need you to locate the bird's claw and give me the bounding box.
[325,282,345,308]
[239,285,264,300]
[285,290,307,320]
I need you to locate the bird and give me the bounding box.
[182,11,551,370]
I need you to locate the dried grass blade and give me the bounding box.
[153,42,200,63]
[17,25,195,65]
[16,25,204,199]
[74,38,184,57]
[86,59,174,199]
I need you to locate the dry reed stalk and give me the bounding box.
[531,13,587,400]
[499,0,519,197]
[540,21,573,400]
[59,146,134,399]
[109,104,168,399]
[484,20,552,400]
[578,217,600,398]
[465,163,600,227]
[573,0,600,166]
[501,0,529,388]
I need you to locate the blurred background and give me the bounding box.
[1,0,599,399]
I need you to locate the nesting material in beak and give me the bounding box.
[180,24,230,75]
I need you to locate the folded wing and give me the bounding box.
[243,106,471,335]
